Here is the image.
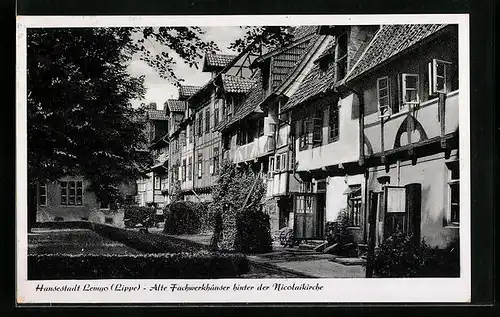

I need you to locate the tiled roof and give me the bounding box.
[345,24,447,82]
[291,26,319,41]
[279,37,336,112]
[165,99,187,113]
[271,35,320,92]
[221,74,256,94]
[203,53,237,69]
[281,58,336,113]
[178,85,201,99]
[215,70,264,131]
[147,109,168,121]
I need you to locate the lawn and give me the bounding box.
[28,228,142,255]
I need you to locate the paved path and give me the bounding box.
[28,228,142,255]
[155,230,366,278]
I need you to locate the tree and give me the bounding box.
[228,26,294,54]
[27,27,218,216]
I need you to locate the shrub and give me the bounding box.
[34,221,91,230]
[210,160,271,254]
[235,209,273,254]
[123,206,155,228]
[373,232,460,277]
[28,251,250,279]
[90,223,208,253]
[325,209,353,245]
[164,201,205,235]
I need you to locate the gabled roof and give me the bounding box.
[178,85,201,100]
[251,32,316,67]
[147,109,168,121]
[215,70,264,131]
[202,53,237,72]
[165,99,187,113]
[280,38,337,113]
[221,74,256,94]
[344,24,447,83]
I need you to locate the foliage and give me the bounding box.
[91,222,209,253]
[373,232,460,277]
[211,160,271,253]
[163,201,214,235]
[123,206,155,228]
[325,209,353,245]
[27,27,218,205]
[228,26,295,54]
[28,251,250,279]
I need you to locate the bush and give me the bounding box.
[28,251,250,279]
[34,221,91,230]
[373,232,460,277]
[235,209,273,254]
[211,160,271,254]
[90,223,208,253]
[325,209,353,245]
[123,206,155,228]
[163,201,214,235]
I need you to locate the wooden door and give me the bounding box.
[383,183,422,241]
[294,194,317,239]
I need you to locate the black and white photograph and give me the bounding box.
[16,15,470,303]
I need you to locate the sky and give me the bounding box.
[127,26,245,109]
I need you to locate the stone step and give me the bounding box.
[285,248,321,255]
[330,257,367,266]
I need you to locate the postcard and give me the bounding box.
[16,14,470,304]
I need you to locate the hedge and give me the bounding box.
[28,251,250,279]
[123,206,156,228]
[33,221,91,230]
[163,201,214,235]
[90,223,208,254]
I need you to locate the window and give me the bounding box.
[328,103,339,142]
[181,131,187,147]
[268,157,274,178]
[39,184,47,206]
[138,182,146,192]
[205,108,210,133]
[401,74,420,108]
[212,147,219,175]
[237,129,247,146]
[161,177,168,190]
[447,161,460,225]
[60,181,83,206]
[258,118,265,137]
[295,195,315,214]
[188,124,193,143]
[298,119,311,150]
[154,176,161,190]
[275,155,281,172]
[182,159,187,181]
[429,59,452,95]
[188,157,193,181]
[214,99,220,126]
[197,152,203,178]
[312,108,323,146]
[197,112,203,136]
[377,76,390,117]
[226,98,233,120]
[346,184,362,226]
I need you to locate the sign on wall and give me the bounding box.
[386,186,406,213]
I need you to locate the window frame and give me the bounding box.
[188,156,193,181]
[182,159,187,182]
[214,98,220,127]
[346,184,362,227]
[328,103,339,143]
[197,152,203,179]
[212,147,219,175]
[401,73,420,109]
[39,184,47,206]
[205,108,210,134]
[429,59,452,95]
[446,161,460,226]
[60,180,83,206]
[377,76,391,117]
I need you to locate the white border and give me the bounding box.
[16,14,470,304]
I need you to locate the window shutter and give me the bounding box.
[405,183,422,244]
